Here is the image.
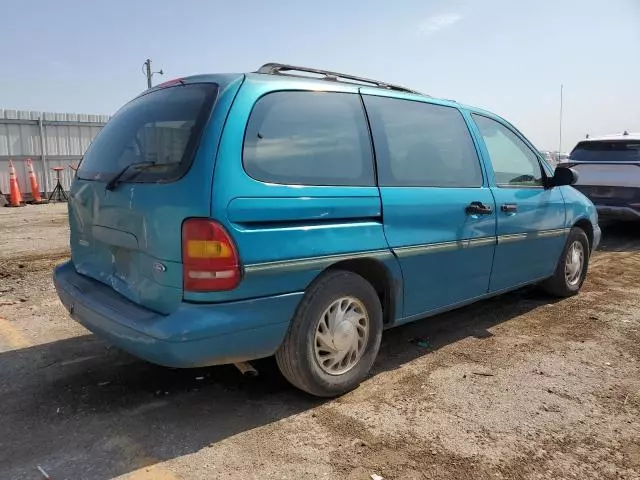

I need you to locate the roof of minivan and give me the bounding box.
[154,71,498,117]
[244,72,473,109]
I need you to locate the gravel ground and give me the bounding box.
[0,205,639,480]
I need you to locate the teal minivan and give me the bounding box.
[54,63,600,397]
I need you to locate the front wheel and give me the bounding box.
[275,270,383,397]
[541,227,590,297]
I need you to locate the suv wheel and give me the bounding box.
[276,270,383,397]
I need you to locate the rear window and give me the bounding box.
[570,140,640,162]
[78,83,218,182]
[243,91,375,186]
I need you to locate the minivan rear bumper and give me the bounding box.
[53,261,301,368]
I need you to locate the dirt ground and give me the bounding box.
[0,204,639,480]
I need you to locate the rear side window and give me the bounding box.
[363,95,482,187]
[243,91,374,186]
[78,84,218,182]
[570,140,640,162]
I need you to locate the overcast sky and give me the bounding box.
[1,0,638,151]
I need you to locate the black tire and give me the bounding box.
[541,227,590,297]
[275,270,383,397]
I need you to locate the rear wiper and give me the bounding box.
[105,161,157,191]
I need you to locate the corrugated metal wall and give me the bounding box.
[0,109,108,198]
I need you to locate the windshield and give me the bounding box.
[570,140,640,162]
[77,83,218,182]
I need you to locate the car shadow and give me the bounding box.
[597,221,640,252]
[0,286,558,479]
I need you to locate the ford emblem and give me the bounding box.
[153,262,167,273]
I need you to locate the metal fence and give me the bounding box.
[0,109,108,199]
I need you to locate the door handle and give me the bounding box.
[501,203,518,213]
[465,201,493,215]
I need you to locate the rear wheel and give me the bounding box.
[541,227,590,297]
[276,270,383,397]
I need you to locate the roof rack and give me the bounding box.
[256,63,425,96]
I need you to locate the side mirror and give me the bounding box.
[550,166,578,187]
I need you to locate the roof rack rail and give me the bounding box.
[256,63,426,96]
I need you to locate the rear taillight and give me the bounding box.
[182,219,241,291]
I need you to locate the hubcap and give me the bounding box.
[313,296,369,375]
[565,241,585,286]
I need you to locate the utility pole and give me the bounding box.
[142,58,163,89]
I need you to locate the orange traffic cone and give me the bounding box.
[7,160,24,207]
[25,158,47,204]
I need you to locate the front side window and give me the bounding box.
[243,91,374,186]
[472,114,543,187]
[363,95,483,188]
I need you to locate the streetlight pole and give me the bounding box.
[558,84,564,156]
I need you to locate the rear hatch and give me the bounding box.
[563,139,640,205]
[69,79,231,314]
